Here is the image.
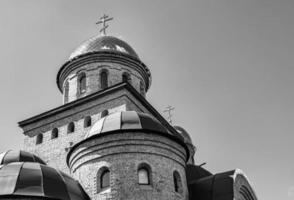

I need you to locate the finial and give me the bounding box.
[163,105,175,124]
[96,14,113,35]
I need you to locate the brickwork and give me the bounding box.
[68,132,188,200]
[63,62,146,104]
[21,86,156,174]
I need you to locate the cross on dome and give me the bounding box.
[96,14,113,35]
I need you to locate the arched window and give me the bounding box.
[140,81,145,95]
[51,128,58,139]
[122,72,131,83]
[64,80,69,103]
[173,171,183,193]
[100,169,110,189]
[138,163,151,185]
[84,116,92,128]
[67,122,75,133]
[101,110,109,118]
[78,72,86,94]
[36,134,43,145]
[100,70,108,90]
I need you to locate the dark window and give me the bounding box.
[100,169,110,189]
[64,80,69,103]
[36,134,43,145]
[100,70,108,90]
[78,72,86,94]
[140,81,145,95]
[68,122,75,133]
[122,72,131,83]
[84,116,92,128]
[51,128,58,139]
[101,110,109,118]
[173,171,182,193]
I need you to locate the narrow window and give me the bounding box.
[173,171,183,193]
[78,72,86,94]
[100,70,108,90]
[100,169,110,189]
[101,110,109,118]
[138,163,151,185]
[122,72,131,83]
[68,122,75,133]
[138,168,149,185]
[84,116,92,128]
[140,81,145,95]
[64,80,69,103]
[36,134,43,145]
[51,128,58,139]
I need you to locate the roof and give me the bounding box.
[19,82,181,138]
[69,35,139,60]
[174,126,193,145]
[188,169,258,200]
[0,150,46,165]
[85,111,169,139]
[0,162,90,200]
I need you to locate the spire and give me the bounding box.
[96,14,113,35]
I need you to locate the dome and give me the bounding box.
[0,162,90,200]
[69,35,139,60]
[0,150,46,165]
[85,111,168,139]
[174,126,193,145]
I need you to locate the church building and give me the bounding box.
[0,15,258,200]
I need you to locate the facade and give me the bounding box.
[0,21,258,200]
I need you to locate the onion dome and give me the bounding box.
[174,126,193,145]
[0,162,90,200]
[69,35,139,60]
[85,111,168,139]
[0,150,46,165]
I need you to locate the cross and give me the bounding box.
[163,105,175,124]
[96,14,113,35]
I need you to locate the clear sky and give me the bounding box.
[0,0,293,199]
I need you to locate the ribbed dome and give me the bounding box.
[174,126,193,145]
[0,162,90,200]
[85,111,168,139]
[0,150,46,165]
[69,35,139,60]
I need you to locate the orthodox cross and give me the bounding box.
[96,14,113,35]
[164,105,175,124]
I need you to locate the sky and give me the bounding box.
[0,0,293,199]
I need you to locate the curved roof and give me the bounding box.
[0,162,90,200]
[0,150,46,165]
[85,111,168,139]
[69,35,139,60]
[174,126,193,145]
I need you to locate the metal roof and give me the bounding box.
[0,162,90,200]
[85,111,169,139]
[0,150,46,165]
[69,35,139,60]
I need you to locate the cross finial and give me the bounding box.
[96,14,113,35]
[163,105,175,124]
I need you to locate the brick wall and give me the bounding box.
[68,132,188,200]
[63,62,146,104]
